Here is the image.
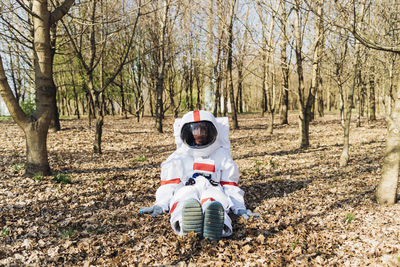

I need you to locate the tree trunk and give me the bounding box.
[156,70,164,133]
[279,0,289,125]
[204,0,215,112]
[119,71,127,119]
[356,67,362,127]
[236,62,243,114]
[94,115,104,154]
[298,107,310,148]
[71,72,80,119]
[49,23,60,132]
[294,1,308,148]
[49,92,61,132]
[340,40,359,167]
[24,125,51,175]
[369,65,376,121]
[267,111,274,135]
[261,49,267,117]
[339,100,352,167]
[376,90,400,204]
[227,0,238,129]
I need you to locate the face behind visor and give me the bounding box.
[181,121,218,149]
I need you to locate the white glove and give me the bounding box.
[237,209,260,220]
[139,205,164,217]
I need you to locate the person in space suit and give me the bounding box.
[139,110,259,241]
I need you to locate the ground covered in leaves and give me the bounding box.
[1,113,399,266]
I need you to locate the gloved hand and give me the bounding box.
[139,205,164,217]
[237,209,260,220]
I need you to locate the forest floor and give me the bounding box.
[0,112,399,266]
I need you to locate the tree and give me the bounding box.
[226,0,238,129]
[293,0,324,148]
[0,0,74,176]
[61,0,141,152]
[293,0,310,148]
[257,0,278,134]
[331,0,400,204]
[278,0,290,125]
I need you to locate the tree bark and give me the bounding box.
[376,89,400,204]
[204,0,215,112]
[227,0,238,129]
[294,1,309,148]
[368,65,376,121]
[279,0,289,125]
[340,40,360,167]
[49,23,61,132]
[25,125,50,175]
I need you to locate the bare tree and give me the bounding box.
[227,0,238,129]
[61,0,141,152]
[331,0,400,204]
[278,0,290,125]
[0,0,74,175]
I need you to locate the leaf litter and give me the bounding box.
[0,113,399,266]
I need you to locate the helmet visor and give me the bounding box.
[181,121,217,148]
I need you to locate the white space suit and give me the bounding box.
[154,110,246,237]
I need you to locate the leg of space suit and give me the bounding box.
[169,179,233,238]
[200,187,233,237]
[169,185,200,235]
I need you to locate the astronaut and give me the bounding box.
[139,110,259,241]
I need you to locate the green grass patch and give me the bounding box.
[12,163,24,171]
[344,212,356,224]
[87,226,105,235]
[133,155,146,163]
[60,227,74,239]
[53,173,72,184]
[33,173,43,181]
[1,227,9,237]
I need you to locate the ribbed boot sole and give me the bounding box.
[203,201,224,241]
[182,199,203,237]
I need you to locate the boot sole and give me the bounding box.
[203,201,224,241]
[182,199,203,237]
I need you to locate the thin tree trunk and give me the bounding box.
[294,1,308,148]
[49,23,61,132]
[340,41,359,167]
[204,0,215,112]
[227,0,238,129]
[267,111,274,135]
[119,70,127,119]
[369,65,376,121]
[279,0,289,125]
[155,70,164,133]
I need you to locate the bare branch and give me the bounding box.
[50,0,75,25]
[0,54,28,125]
[15,0,40,19]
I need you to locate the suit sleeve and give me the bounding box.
[155,156,183,212]
[220,154,246,214]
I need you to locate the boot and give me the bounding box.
[203,201,224,241]
[182,199,203,238]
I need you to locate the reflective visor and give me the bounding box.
[181,121,217,149]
